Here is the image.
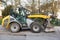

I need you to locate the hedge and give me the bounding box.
[0,18,2,25]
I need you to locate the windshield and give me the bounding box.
[10,7,31,18]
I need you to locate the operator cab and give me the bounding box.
[10,6,31,28]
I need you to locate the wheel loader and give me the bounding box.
[2,7,54,33]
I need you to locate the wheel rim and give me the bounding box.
[10,23,20,32]
[33,25,40,32]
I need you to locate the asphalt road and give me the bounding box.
[0,25,60,40]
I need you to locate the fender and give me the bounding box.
[8,16,22,29]
[26,19,34,28]
[9,20,22,28]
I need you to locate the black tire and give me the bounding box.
[10,23,20,33]
[31,22,42,33]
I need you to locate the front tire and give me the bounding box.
[31,22,42,33]
[10,23,20,33]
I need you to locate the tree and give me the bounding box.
[31,0,35,13]
[2,5,13,18]
[38,0,40,13]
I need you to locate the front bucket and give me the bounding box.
[44,27,55,33]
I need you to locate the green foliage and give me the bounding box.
[2,5,13,18]
[0,18,2,25]
[51,18,60,26]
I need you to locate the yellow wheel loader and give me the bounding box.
[2,7,53,33]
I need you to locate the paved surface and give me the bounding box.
[0,25,60,40]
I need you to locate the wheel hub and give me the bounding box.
[10,23,20,32]
[14,27,16,29]
[33,25,39,31]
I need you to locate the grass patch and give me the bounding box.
[0,18,2,25]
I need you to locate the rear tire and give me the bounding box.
[10,23,20,33]
[31,22,42,33]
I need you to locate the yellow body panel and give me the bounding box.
[2,15,10,29]
[28,14,50,19]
